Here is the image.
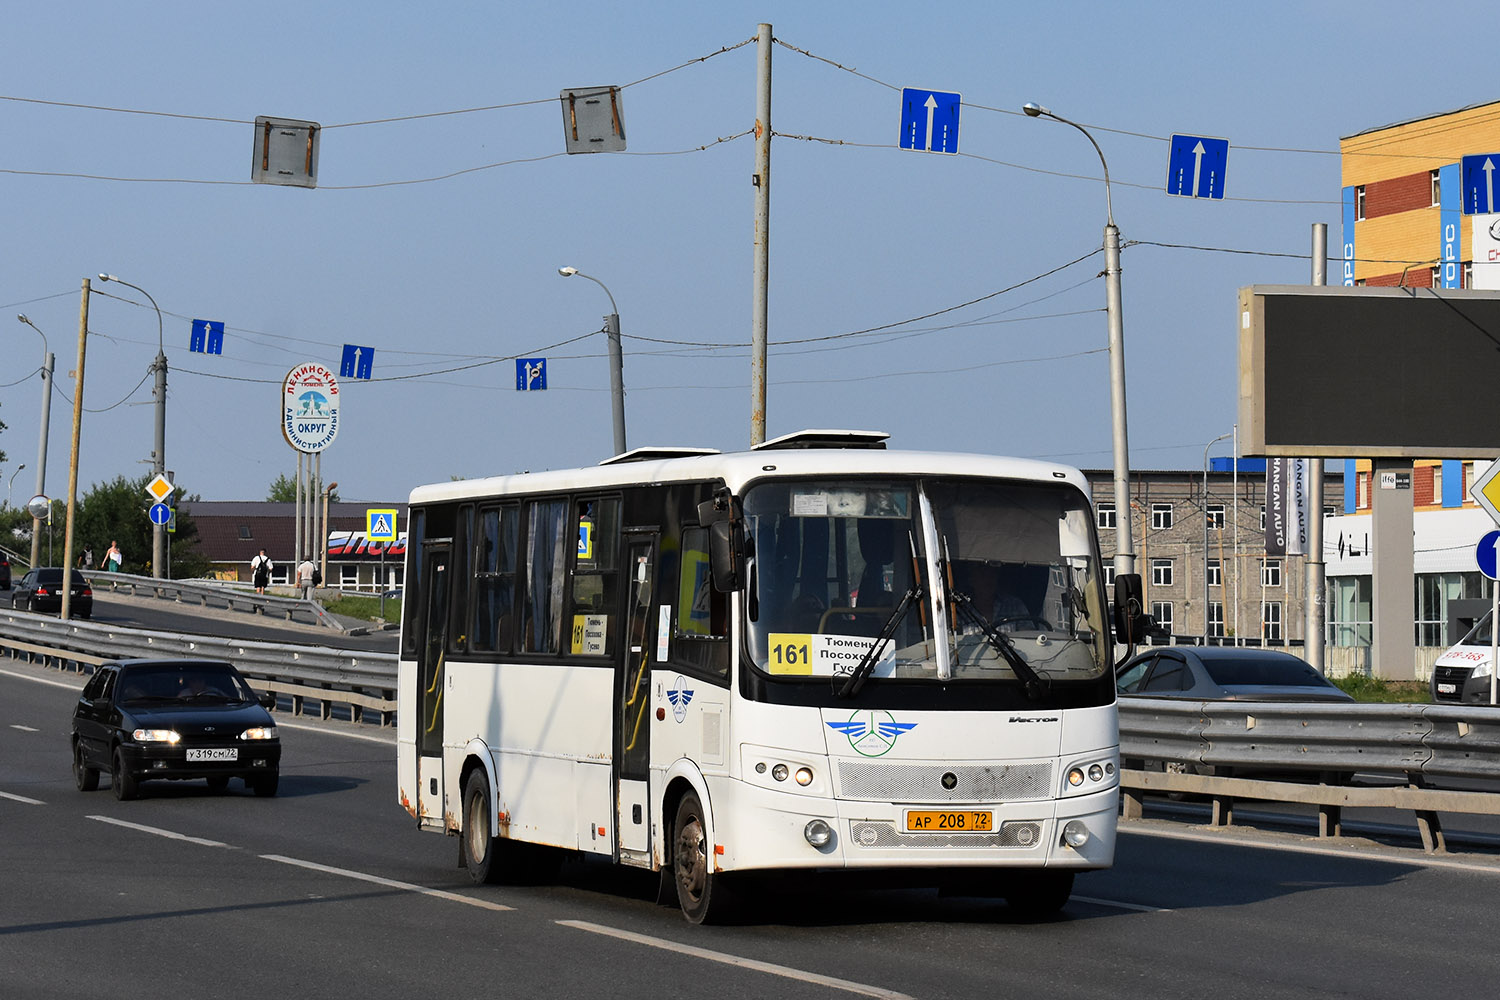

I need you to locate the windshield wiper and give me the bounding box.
[950,590,1049,699]
[835,585,922,699]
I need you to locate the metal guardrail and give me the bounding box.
[0,610,398,726]
[79,570,367,634]
[1119,697,1500,852]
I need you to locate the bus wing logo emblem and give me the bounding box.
[667,676,694,722]
[828,712,916,757]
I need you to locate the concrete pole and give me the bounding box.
[1203,431,1232,642]
[152,346,167,578]
[61,279,90,620]
[749,21,772,446]
[1305,223,1328,671]
[310,452,321,574]
[17,319,55,571]
[604,311,626,456]
[295,451,304,566]
[1104,223,1135,578]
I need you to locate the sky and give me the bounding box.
[0,1,1480,506]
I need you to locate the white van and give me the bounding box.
[1431,610,1497,703]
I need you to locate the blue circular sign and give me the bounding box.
[149,502,172,526]
[1477,530,1500,581]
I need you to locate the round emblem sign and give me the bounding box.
[282,363,341,453]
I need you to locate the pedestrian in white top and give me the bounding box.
[297,558,316,600]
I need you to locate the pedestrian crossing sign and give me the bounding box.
[367,508,398,542]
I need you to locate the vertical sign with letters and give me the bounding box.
[1342,186,1357,286]
[1441,162,1462,288]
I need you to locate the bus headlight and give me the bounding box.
[795,767,814,786]
[804,819,833,847]
[1061,820,1090,849]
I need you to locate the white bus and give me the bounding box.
[397,430,1141,923]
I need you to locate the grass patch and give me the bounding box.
[1331,674,1430,703]
[322,593,401,624]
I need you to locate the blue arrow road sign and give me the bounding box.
[899,88,960,155]
[340,344,374,380]
[516,358,547,390]
[1166,134,1229,199]
[190,319,224,355]
[149,502,172,526]
[1477,530,1500,580]
[1461,154,1500,214]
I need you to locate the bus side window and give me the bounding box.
[472,505,519,653]
[522,499,569,654]
[568,497,620,657]
[674,525,728,682]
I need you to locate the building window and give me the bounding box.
[1102,564,1117,588]
[1432,465,1443,505]
[1355,184,1366,220]
[1464,262,1473,288]
[1262,601,1283,641]
[1152,601,1174,635]
[1096,503,1115,529]
[1329,576,1372,647]
[1207,558,1222,588]
[1431,168,1441,207]
[1151,558,1174,587]
[1151,503,1173,530]
[1259,504,1266,530]
[237,525,253,540]
[1261,558,1282,587]
[1206,503,1225,530]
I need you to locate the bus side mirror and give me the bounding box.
[1112,573,1145,645]
[709,520,745,592]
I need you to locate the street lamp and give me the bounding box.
[320,480,339,589]
[1023,102,1136,578]
[16,314,55,571]
[558,266,627,457]
[8,464,25,507]
[96,273,168,579]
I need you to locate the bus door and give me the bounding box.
[615,533,657,862]
[416,545,450,831]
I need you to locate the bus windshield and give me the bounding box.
[743,476,1111,691]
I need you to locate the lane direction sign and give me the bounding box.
[149,502,172,526]
[899,88,960,155]
[1477,530,1500,581]
[340,343,374,380]
[1166,134,1229,199]
[1461,154,1500,215]
[516,358,547,390]
[190,319,225,355]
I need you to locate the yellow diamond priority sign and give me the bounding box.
[1470,459,1500,525]
[145,473,174,503]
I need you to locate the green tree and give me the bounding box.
[74,474,212,578]
[268,473,338,503]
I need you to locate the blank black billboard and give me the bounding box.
[1238,285,1500,458]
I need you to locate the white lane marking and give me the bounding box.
[1124,824,1500,876]
[261,854,513,912]
[0,665,84,690]
[1,790,45,805]
[10,724,40,731]
[558,919,914,1000]
[88,815,233,848]
[1072,894,1171,913]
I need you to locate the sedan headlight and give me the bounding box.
[132,728,180,744]
[240,726,278,741]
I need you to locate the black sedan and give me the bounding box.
[1116,646,1354,702]
[71,658,281,800]
[11,567,92,618]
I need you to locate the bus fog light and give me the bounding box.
[1062,820,1090,849]
[1066,767,1084,787]
[1088,764,1103,782]
[795,767,813,786]
[804,819,833,847]
[772,764,789,782]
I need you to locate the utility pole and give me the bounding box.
[1306,223,1328,671]
[749,21,772,446]
[61,279,90,620]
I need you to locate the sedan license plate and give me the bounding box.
[186,748,238,762]
[905,810,993,833]
[1437,683,1457,695]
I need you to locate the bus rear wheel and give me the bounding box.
[461,770,508,885]
[672,791,739,924]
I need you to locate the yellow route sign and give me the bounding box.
[1470,459,1500,526]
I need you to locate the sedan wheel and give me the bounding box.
[73,743,100,792]
[111,747,140,801]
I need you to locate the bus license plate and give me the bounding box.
[186,748,238,762]
[905,810,993,833]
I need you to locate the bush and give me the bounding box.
[1331,674,1431,703]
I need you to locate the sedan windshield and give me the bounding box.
[117,664,256,704]
[742,476,1112,690]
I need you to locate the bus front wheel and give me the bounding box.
[1004,870,1074,919]
[672,790,739,924]
[461,770,507,885]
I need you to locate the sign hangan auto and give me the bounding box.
[282,362,341,453]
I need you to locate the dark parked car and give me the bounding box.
[10,567,92,618]
[71,658,281,800]
[1116,647,1354,702]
